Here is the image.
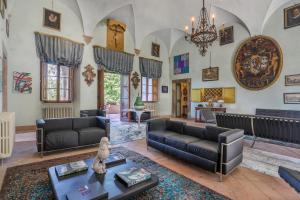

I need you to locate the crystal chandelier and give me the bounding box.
[185,0,218,56]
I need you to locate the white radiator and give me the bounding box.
[0,112,15,160]
[42,104,74,119]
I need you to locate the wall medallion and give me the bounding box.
[233,36,283,90]
[82,65,96,86]
[131,71,140,89]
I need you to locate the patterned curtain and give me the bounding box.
[139,57,162,78]
[34,32,84,68]
[93,46,134,75]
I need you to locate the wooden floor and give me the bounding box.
[1,138,300,200]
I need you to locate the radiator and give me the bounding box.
[42,104,74,119]
[0,112,15,160]
[144,102,158,117]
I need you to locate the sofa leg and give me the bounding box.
[219,173,223,182]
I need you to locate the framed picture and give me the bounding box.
[284,3,300,29]
[285,74,300,86]
[219,26,234,46]
[202,67,219,81]
[151,43,160,57]
[6,18,9,37]
[0,0,5,19]
[161,86,168,93]
[284,93,300,104]
[174,53,189,74]
[3,0,6,9]
[43,8,61,31]
[13,71,33,94]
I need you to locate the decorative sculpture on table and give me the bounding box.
[131,71,140,89]
[134,95,145,110]
[82,65,96,86]
[92,137,110,174]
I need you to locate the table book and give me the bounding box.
[55,160,88,177]
[105,153,126,167]
[115,167,152,187]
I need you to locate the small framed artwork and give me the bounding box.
[284,93,300,104]
[162,86,168,93]
[43,8,61,31]
[0,0,5,19]
[284,3,300,29]
[202,67,219,81]
[3,0,6,9]
[13,71,33,94]
[285,74,300,86]
[151,43,160,57]
[6,18,9,37]
[219,26,234,46]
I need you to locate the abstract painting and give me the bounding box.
[284,93,300,104]
[219,26,234,46]
[43,8,61,31]
[285,74,300,86]
[233,36,282,90]
[202,67,219,81]
[13,71,32,94]
[284,3,300,29]
[174,53,189,74]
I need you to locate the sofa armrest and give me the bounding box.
[36,119,46,153]
[97,109,106,117]
[147,118,168,132]
[97,116,110,139]
[218,129,244,163]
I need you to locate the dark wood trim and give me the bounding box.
[97,69,105,109]
[16,125,37,133]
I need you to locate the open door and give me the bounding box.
[172,79,191,119]
[120,75,130,121]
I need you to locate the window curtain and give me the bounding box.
[139,57,162,78]
[34,32,84,67]
[93,46,134,75]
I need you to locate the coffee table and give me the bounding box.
[48,159,159,200]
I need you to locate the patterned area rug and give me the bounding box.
[0,147,229,200]
[242,146,300,177]
[110,120,146,145]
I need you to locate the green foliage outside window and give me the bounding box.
[104,72,120,104]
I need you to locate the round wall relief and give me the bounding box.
[233,35,283,90]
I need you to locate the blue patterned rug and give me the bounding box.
[0,147,230,200]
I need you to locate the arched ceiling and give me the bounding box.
[10,0,300,52]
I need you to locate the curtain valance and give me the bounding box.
[139,57,162,78]
[93,46,134,75]
[34,32,84,67]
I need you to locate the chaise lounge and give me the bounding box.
[146,118,244,181]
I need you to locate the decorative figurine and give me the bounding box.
[92,137,110,174]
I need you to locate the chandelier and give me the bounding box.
[185,0,218,56]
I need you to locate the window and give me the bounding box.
[41,63,74,102]
[141,77,158,102]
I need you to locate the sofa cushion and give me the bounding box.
[165,135,200,151]
[166,120,185,134]
[206,126,230,142]
[45,130,78,150]
[187,140,219,162]
[148,130,180,143]
[73,117,99,130]
[78,127,106,146]
[183,125,206,139]
[45,118,73,132]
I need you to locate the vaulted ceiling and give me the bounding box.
[10,0,299,52]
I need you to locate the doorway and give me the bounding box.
[172,78,191,119]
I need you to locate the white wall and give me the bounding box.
[171,3,300,118]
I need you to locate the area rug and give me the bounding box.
[110,121,146,145]
[0,147,229,200]
[242,146,300,177]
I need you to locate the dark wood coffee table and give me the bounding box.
[48,159,159,200]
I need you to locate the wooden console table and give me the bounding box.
[195,107,226,122]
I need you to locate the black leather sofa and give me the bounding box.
[256,108,300,119]
[216,112,300,145]
[36,116,110,156]
[80,109,106,117]
[146,118,244,181]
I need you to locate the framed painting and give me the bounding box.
[3,0,6,9]
[107,19,126,51]
[151,43,160,57]
[161,86,168,93]
[233,36,283,90]
[284,93,300,104]
[43,8,61,31]
[284,3,300,29]
[285,74,300,86]
[13,71,32,94]
[174,53,189,74]
[0,0,5,19]
[219,26,234,46]
[202,67,219,81]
